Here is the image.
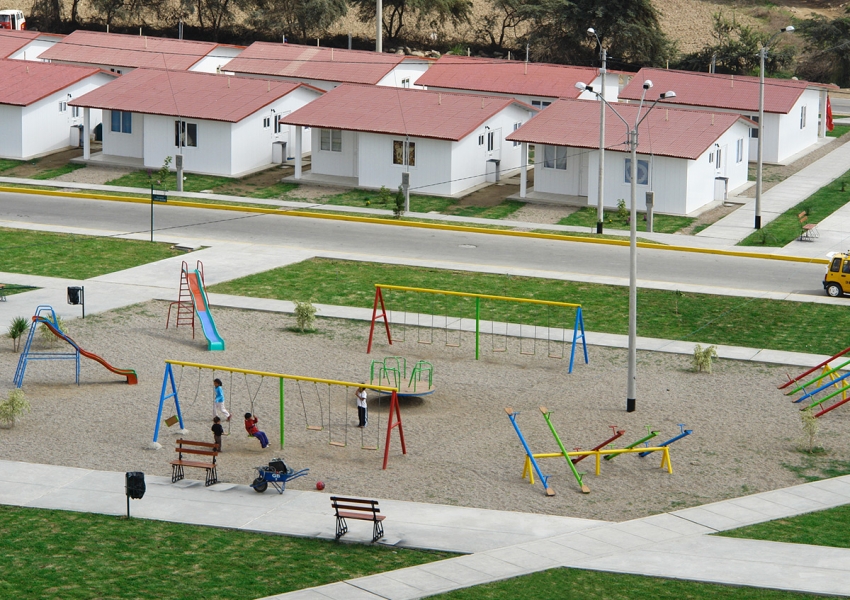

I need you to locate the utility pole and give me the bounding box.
[597,47,607,234]
[376,0,382,52]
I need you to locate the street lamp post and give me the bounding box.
[755,26,794,230]
[588,28,607,235]
[575,80,676,413]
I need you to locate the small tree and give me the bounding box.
[39,315,67,346]
[800,407,820,453]
[378,186,393,206]
[692,344,717,373]
[616,199,627,221]
[0,389,30,428]
[8,317,28,352]
[149,156,172,192]
[394,186,406,219]
[293,300,317,332]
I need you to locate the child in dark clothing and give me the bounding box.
[211,416,224,452]
[244,412,269,448]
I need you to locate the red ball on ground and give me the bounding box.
[316,481,325,491]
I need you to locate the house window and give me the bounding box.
[709,152,714,163]
[72,106,81,118]
[543,145,567,170]
[531,100,551,109]
[487,131,495,152]
[59,101,67,112]
[392,140,415,167]
[175,120,198,147]
[800,105,807,129]
[512,122,521,147]
[716,148,722,168]
[624,158,649,185]
[111,110,132,134]
[263,117,270,128]
[736,139,744,163]
[750,115,759,139]
[321,129,342,152]
[478,135,484,145]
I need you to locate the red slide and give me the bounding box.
[35,317,138,385]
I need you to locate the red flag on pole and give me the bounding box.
[826,96,834,132]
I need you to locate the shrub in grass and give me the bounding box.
[8,316,28,352]
[692,344,717,373]
[293,300,317,332]
[394,187,405,219]
[0,389,29,428]
[378,186,393,205]
[39,315,67,346]
[800,408,821,453]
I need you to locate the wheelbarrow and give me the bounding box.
[250,458,309,494]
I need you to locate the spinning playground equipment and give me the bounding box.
[780,347,850,418]
[166,260,225,351]
[14,305,138,388]
[367,284,588,373]
[505,407,692,495]
[152,360,406,469]
[369,356,435,397]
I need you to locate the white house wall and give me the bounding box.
[143,114,232,175]
[775,89,819,163]
[103,110,144,158]
[0,104,23,158]
[533,146,587,197]
[357,133,452,195]
[9,38,59,61]
[377,60,430,88]
[189,46,242,73]
[311,128,358,177]
[586,151,687,214]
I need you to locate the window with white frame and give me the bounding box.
[716,148,722,168]
[59,101,67,112]
[175,120,198,147]
[736,138,744,163]
[531,100,552,109]
[624,158,649,185]
[392,140,415,166]
[111,110,132,134]
[320,129,342,152]
[263,117,270,128]
[478,134,484,145]
[72,106,81,118]
[800,105,807,129]
[709,152,714,163]
[543,145,567,170]
[487,131,495,152]
[512,122,521,147]
[274,117,283,134]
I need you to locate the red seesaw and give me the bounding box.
[572,426,625,465]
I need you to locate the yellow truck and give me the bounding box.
[824,251,850,297]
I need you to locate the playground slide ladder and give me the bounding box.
[166,260,195,337]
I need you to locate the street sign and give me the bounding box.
[152,193,167,202]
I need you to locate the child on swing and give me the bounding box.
[213,378,231,421]
[244,413,269,448]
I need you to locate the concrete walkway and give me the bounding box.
[2,458,848,599]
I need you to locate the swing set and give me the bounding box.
[367,284,588,373]
[152,360,406,469]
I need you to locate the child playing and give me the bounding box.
[244,413,269,448]
[211,416,224,452]
[213,378,231,421]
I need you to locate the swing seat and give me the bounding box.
[307,425,323,431]
[329,441,346,447]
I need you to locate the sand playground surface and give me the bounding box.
[1,301,848,523]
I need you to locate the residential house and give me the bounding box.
[0,29,63,61]
[415,55,618,108]
[225,42,431,91]
[71,68,323,177]
[0,59,115,160]
[39,30,241,75]
[619,68,837,164]
[280,84,536,196]
[506,98,753,216]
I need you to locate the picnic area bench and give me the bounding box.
[171,439,219,486]
[331,496,385,543]
[798,211,819,241]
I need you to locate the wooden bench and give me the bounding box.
[331,496,385,543]
[799,211,819,241]
[171,439,219,486]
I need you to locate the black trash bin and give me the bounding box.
[125,472,146,499]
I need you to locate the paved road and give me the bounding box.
[832,96,850,116]
[0,191,829,296]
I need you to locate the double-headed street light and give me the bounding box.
[754,25,794,230]
[575,80,676,412]
[587,27,607,235]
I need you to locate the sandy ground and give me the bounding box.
[2,302,847,522]
[510,203,577,225]
[53,166,134,185]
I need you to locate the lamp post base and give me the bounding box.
[754,215,762,230]
[596,222,603,234]
[627,398,636,413]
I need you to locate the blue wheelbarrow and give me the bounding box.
[251,458,309,494]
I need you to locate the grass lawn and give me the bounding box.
[448,200,524,219]
[1,283,38,297]
[738,168,850,247]
[0,227,186,279]
[208,258,849,355]
[719,504,850,549]
[31,163,86,180]
[431,567,821,599]
[0,505,453,600]
[827,124,850,138]
[558,206,696,234]
[105,170,233,193]
[0,159,22,173]
[248,181,299,199]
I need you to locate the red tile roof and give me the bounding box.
[619,68,827,114]
[416,55,598,99]
[0,29,39,57]
[70,68,321,122]
[506,98,749,160]
[280,84,532,141]
[40,30,219,71]
[0,58,111,106]
[226,42,413,85]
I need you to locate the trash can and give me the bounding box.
[67,286,82,305]
[125,472,146,499]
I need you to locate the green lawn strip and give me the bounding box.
[447,200,525,219]
[826,124,850,138]
[1,284,39,296]
[558,207,696,234]
[718,504,850,549]
[105,170,232,193]
[431,567,821,599]
[0,227,185,279]
[31,163,86,180]
[0,505,453,600]
[290,208,513,229]
[208,258,847,355]
[248,181,299,198]
[738,170,850,247]
[0,159,23,173]
[306,188,457,213]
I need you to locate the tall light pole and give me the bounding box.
[755,25,794,229]
[376,0,383,52]
[588,27,607,235]
[576,80,676,413]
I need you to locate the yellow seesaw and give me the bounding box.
[522,446,672,485]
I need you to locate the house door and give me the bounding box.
[715,145,727,176]
[578,149,589,196]
[486,129,501,161]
